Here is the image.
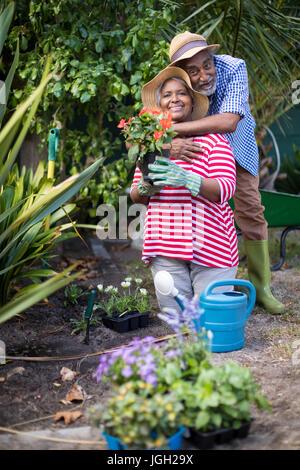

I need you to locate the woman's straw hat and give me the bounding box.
[169,31,219,65]
[141,66,209,120]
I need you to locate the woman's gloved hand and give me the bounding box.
[148,157,202,196]
[137,177,164,196]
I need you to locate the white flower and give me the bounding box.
[135,278,143,285]
[105,285,117,294]
[139,288,148,296]
[121,281,131,289]
[124,277,132,282]
[97,284,103,293]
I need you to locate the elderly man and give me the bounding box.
[167,31,284,314]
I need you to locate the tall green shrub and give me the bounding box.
[3,0,299,218]
[0,2,103,322]
[5,0,176,214]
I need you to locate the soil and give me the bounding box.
[0,236,300,450]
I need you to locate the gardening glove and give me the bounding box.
[148,157,202,197]
[137,177,164,196]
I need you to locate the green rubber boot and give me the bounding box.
[244,240,285,314]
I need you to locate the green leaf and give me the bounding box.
[95,36,104,53]
[195,410,210,430]
[127,144,139,161]
[0,2,14,55]
[0,266,80,324]
[80,91,91,103]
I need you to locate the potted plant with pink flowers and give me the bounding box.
[117,107,176,182]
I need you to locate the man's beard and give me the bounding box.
[196,77,217,96]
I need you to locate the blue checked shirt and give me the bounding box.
[209,55,259,176]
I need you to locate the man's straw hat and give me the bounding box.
[169,31,219,65]
[141,66,209,120]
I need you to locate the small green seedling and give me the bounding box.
[64,283,84,307]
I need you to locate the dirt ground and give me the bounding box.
[0,235,300,451]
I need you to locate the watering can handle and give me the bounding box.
[202,279,256,318]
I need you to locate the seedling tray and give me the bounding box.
[189,420,252,449]
[101,310,151,333]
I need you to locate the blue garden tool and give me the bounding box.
[84,289,96,345]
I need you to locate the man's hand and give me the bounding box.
[170,136,203,163]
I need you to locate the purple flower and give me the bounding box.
[122,365,133,378]
[143,353,155,364]
[144,373,157,386]
[165,349,180,359]
[110,348,124,359]
[123,348,138,365]
[139,363,156,377]
[143,336,156,344]
[95,357,110,382]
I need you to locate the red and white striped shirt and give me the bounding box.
[131,134,238,268]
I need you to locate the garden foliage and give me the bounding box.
[88,304,271,449]
[0,2,102,322]
[4,0,298,216]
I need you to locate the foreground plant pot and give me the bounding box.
[101,310,151,333]
[140,149,170,184]
[102,427,186,450]
[189,420,253,449]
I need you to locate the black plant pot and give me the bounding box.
[140,148,170,184]
[188,420,253,449]
[101,310,151,333]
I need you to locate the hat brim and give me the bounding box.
[170,44,219,65]
[141,66,209,121]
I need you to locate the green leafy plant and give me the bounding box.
[118,108,176,163]
[5,1,174,217]
[175,360,272,432]
[69,309,101,335]
[64,283,84,307]
[86,385,184,450]
[87,299,271,448]
[95,278,152,317]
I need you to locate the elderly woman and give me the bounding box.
[130,66,238,313]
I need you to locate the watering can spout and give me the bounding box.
[154,271,187,310]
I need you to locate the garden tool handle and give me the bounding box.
[202,279,256,318]
[48,128,60,163]
[45,128,60,232]
[85,290,96,319]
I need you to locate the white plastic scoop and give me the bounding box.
[154,271,186,310]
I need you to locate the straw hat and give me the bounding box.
[141,66,209,120]
[169,31,219,65]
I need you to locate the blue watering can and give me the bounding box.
[154,272,256,353]
[196,279,256,352]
